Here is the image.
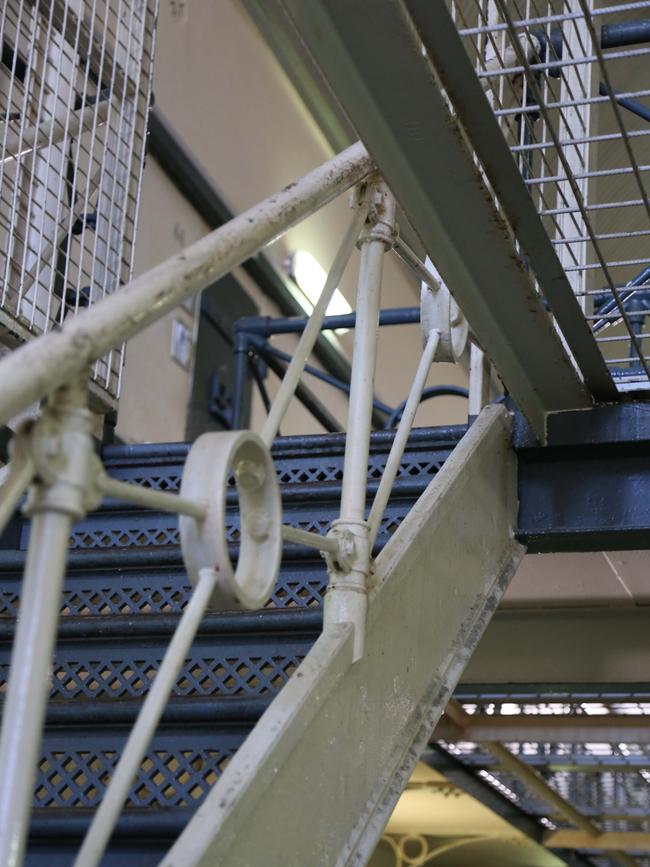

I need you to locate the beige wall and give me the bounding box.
[118,0,470,443]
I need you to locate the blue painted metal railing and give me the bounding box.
[230,307,468,431]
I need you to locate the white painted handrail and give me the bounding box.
[0,142,373,428]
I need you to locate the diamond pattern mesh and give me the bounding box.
[0,651,303,700]
[35,743,238,808]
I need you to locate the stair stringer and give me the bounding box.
[159,405,525,867]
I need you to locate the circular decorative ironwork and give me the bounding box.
[180,431,282,609]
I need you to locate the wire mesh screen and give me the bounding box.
[0,0,157,407]
[449,0,650,388]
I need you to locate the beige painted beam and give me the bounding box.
[435,713,650,745]
[546,831,650,852]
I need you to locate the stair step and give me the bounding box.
[0,609,321,702]
[30,806,193,840]
[4,609,318,861]
[43,695,272,726]
[10,478,427,555]
[32,722,247,813]
[0,558,330,617]
[28,808,195,866]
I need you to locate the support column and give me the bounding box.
[325,178,396,661]
[0,379,95,867]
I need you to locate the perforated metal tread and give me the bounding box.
[17,618,317,860]
[0,427,458,618]
[31,719,250,811]
[0,609,320,702]
[0,557,331,617]
[69,428,458,556]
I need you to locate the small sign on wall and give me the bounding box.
[169,0,188,23]
[171,318,193,370]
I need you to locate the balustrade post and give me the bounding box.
[0,376,97,867]
[325,177,396,661]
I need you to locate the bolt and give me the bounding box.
[235,459,265,490]
[246,509,270,542]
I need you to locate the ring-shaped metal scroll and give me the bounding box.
[179,431,282,610]
[420,284,469,363]
[419,256,469,363]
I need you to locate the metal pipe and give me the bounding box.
[599,82,650,124]
[73,566,220,867]
[0,142,374,428]
[0,510,74,867]
[98,475,207,520]
[384,386,469,430]
[392,237,441,294]
[236,306,420,337]
[0,456,33,539]
[255,344,342,433]
[255,341,393,417]
[260,203,367,447]
[231,334,251,429]
[601,19,650,48]
[0,379,94,867]
[282,524,339,555]
[339,241,386,522]
[325,180,395,661]
[368,330,440,548]
[249,356,273,417]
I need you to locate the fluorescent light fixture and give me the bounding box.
[286,251,352,330]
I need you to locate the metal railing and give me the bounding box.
[449,0,650,385]
[228,308,469,433]
[0,143,472,867]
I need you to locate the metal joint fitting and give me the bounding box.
[359,177,397,250]
[25,385,98,520]
[324,519,372,661]
[235,459,266,490]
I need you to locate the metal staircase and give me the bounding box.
[3,2,647,863]
[0,425,463,864]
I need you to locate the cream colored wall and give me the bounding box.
[118,0,469,443]
[117,160,202,443]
